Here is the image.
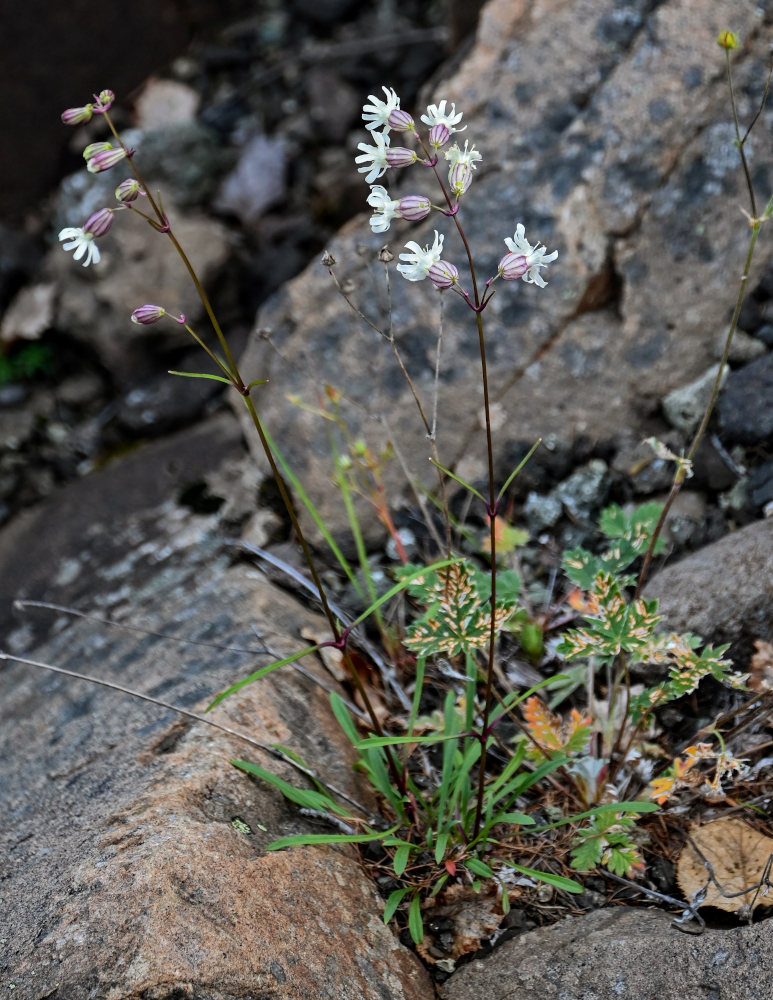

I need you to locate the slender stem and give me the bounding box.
[417,140,499,840]
[102,112,403,781]
[634,220,760,599]
[0,650,377,819]
[635,48,770,597]
[103,112,242,381]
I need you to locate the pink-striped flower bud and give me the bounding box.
[86,145,130,173]
[388,109,415,132]
[61,104,94,125]
[428,260,459,288]
[131,305,167,325]
[498,253,529,281]
[429,123,450,149]
[396,195,431,222]
[385,146,418,168]
[83,141,113,160]
[448,161,474,196]
[115,178,142,203]
[95,89,115,112]
[83,208,114,237]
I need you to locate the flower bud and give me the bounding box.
[115,178,142,202]
[131,304,167,325]
[388,109,415,131]
[385,147,418,168]
[429,260,459,288]
[498,253,529,281]
[83,208,114,237]
[61,104,94,125]
[83,141,113,160]
[396,195,431,222]
[717,30,740,50]
[448,161,474,196]
[95,89,116,111]
[429,123,450,149]
[86,146,130,173]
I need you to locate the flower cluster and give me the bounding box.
[356,86,557,295]
[57,90,146,267]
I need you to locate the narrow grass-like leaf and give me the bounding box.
[428,458,486,502]
[485,740,527,800]
[434,831,449,865]
[383,888,411,924]
[393,843,412,877]
[430,873,449,896]
[508,863,583,894]
[465,857,494,879]
[232,759,350,816]
[363,747,405,816]
[528,799,658,834]
[268,826,399,850]
[407,654,426,739]
[355,732,461,749]
[168,370,234,384]
[492,811,533,825]
[208,644,321,709]
[329,691,360,745]
[436,692,460,826]
[496,437,541,503]
[408,894,424,944]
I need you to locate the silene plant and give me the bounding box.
[38,32,769,953]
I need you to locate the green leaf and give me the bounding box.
[570,836,603,872]
[329,691,360,745]
[208,643,321,709]
[355,732,460,749]
[383,888,411,924]
[434,831,449,865]
[232,759,348,817]
[529,799,658,834]
[168,369,234,384]
[493,811,534,826]
[509,863,584,893]
[268,826,399,850]
[465,857,494,879]
[408,894,424,944]
[393,844,412,877]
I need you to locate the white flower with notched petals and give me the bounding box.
[421,100,465,133]
[397,230,444,281]
[58,227,100,267]
[445,140,482,196]
[501,224,558,287]
[355,132,391,183]
[362,86,401,133]
[367,185,401,233]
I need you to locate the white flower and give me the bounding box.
[362,86,400,133]
[502,223,558,287]
[397,230,444,281]
[444,140,482,169]
[58,227,100,267]
[355,132,391,184]
[445,140,482,196]
[367,185,400,233]
[421,100,465,133]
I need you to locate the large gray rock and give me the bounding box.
[234,0,769,544]
[643,516,773,650]
[439,906,773,1000]
[0,412,431,1000]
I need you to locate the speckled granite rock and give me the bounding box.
[234,0,770,543]
[439,906,773,1000]
[0,412,431,1000]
